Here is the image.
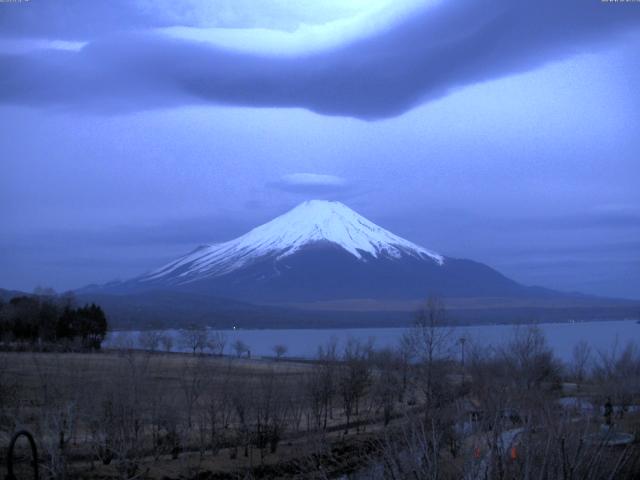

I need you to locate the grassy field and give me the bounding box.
[2,341,640,479]
[0,350,403,479]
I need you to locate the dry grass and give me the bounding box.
[0,350,388,479]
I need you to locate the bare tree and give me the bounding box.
[571,339,592,384]
[272,344,288,360]
[179,356,207,428]
[396,334,414,403]
[207,331,227,356]
[501,325,560,392]
[252,368,290,460]
[317,337,338,430]
[88,350,152,479]
[180,325,209,355]
[138,330,161,352]
[371,412,449,479]
[304,368,323,432]
[159,333,174,353]
[204,362,235,456]
[593,340,640,420]
[232,339,250,358]
[371,348,401,426]
[405,296,452,414]
[30,353,86,479]
[339,338,373,433]
[228,377,252,458]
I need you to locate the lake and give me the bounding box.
[105,319,640,363]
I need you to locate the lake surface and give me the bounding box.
[106,320,640,363]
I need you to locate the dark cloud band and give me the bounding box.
[1,0,639,119]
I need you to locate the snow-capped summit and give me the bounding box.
[91,199,528,303]
[142,200,443,284]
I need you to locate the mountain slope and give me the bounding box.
[88,200,554,303]
[140,200,443,286]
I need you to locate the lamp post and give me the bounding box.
[459,337,466,368]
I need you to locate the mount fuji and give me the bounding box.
[91,200,547,303]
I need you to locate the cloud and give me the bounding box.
[0,0,413,40]
[269,173,350,194]
[503,212,640,231]
[0,0,159,41]
[0,0,639,118]
[0,39,86,55]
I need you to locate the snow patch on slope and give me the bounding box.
[142,200,443,283]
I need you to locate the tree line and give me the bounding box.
[0,290,108,350]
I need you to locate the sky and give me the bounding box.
[1,0,639,299]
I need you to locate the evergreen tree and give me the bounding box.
[0,295,108,350]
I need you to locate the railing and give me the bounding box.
[5,430,38,480]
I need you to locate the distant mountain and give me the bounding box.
[86,200,565,302]
[72,200,640,327]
